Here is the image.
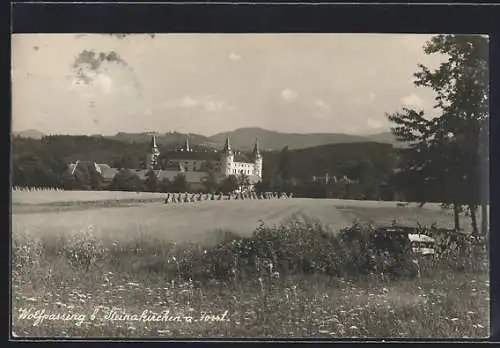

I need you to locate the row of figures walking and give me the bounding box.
[164,191,293,204]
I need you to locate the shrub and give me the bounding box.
[57,225,106,271]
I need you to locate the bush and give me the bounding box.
[12,218,487,286]
[175,216,420,282]
[57,225,106,271]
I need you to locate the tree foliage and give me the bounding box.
[171,173,189,193]
[203,170,219,193]
[144,169,159,192]
[219,175,239,193]
[110,170,144,192]
[387,35,489,234]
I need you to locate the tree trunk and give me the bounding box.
[480,202,488,237]
[469,204,479,235]
[453,203,461,231]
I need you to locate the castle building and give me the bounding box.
[67,134,263,192]
[159,134,263,180]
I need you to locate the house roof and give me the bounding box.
[67,161,117,180]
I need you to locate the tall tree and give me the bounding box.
[87,163,104,190]
[277,146,292,182]
[238,173,251,192]
[203,170,219,193]
[159,178,171,193]
[200,160,216,172]
[171,173,189,193]
[219,175,239,193]
[110,169,144,192]
[72,165,91,190]
[144,169,159,192]
[387,35,489,234]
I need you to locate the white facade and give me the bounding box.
[150,135,263,181]
[218,136,262,179]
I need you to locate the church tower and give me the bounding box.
[147,135,160,169]
[252,138,263,178]
[220,136,234,176]
[184,134,191,152]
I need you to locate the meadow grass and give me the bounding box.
[12,212,489,339]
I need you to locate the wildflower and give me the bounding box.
[349,325,358,330]
[271,271,280,279]
[450,318,459,322]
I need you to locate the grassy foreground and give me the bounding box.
[11,214,489,339]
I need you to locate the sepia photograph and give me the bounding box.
[11,33,490,339]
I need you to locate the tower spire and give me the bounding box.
[148,135,160,169]
[185,134,190,152]
[223,136,232,153]
[252,138,260,157]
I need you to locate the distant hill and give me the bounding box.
[12,127,405,151]
[209,127,403,151]
[13,129,44,140]
[103,132,219,149]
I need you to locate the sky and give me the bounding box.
[12,34,448,136]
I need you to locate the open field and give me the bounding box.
[12,190,166,205]
[11,191,489,339]
[12,191,476,245]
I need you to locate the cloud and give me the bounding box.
[204,100,225,112]
[368,92,376,103]
[314,99,331,110]
[162,95,234,112]
[366,118,383,129]
[228,52,242,61]
[163,95,198,109]
[401,93,425,109]
[281,88,298,102]
[179,96,198,108]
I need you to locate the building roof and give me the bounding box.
[67,161,118,181]
[126,169,216,183]
[233,152,254,163]
[165,150,222,161]
[99,167,119,180]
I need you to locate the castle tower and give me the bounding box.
[252,138,263,179]
[220,136,234,176]
[147,135,160,169]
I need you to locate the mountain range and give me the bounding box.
[12,127,403,151]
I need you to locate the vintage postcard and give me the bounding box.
[11,33,490,339]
